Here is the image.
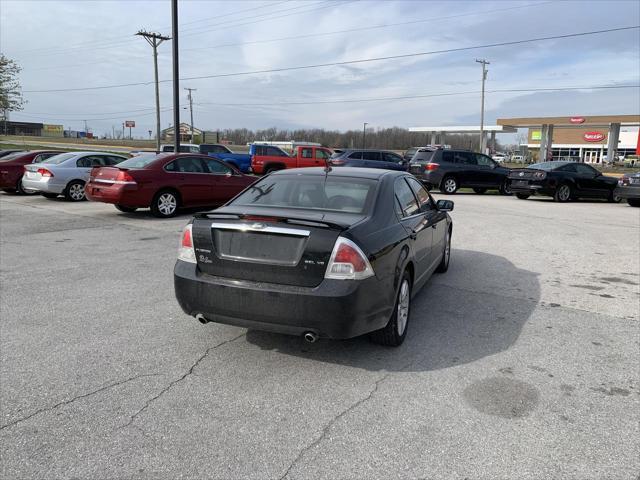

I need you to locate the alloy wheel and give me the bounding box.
[158,193,177,216]
[557,185,570,201]
[444,178,457,193]
[69,183,85,201]
[396,279,410,336]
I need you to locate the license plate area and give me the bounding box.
[513,180,529,186]
[630,178,640,184]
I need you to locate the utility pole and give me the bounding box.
[83,120,88,134]
[363,122,368,149]
[171,0,180,153]
[136,30,170,152]
[475,58,490,153]
[184,87,197,143]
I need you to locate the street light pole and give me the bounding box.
[363,122,368,149]
[171,0,180,153]
[475,58,490,153]
[184,87,197,143]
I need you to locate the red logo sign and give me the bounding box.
[570,117,585,124]
[583,131,605,142]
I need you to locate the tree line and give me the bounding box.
[213,126,493,151]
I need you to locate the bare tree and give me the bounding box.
[0,55,26,133]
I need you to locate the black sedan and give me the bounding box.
[509,161,620,203]
[174,167,454,346]
[614,172,640,207]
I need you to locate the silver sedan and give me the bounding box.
[22,151,128,201]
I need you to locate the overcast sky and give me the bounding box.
[1,0,639,138]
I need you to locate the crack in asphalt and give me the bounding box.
[120,333,246,429]
[279,360,414,480]
[0,373,162,431]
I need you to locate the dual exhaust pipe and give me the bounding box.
[195,314,319,344]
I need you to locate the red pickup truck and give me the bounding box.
[250,145,333,174]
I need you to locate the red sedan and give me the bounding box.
[0,150,65,194]
[85,153,256,217]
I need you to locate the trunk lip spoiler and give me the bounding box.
[194,211,354,230]
[209,222,310,237]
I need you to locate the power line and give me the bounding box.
[181,1,552,52]
[191,84,640,107]
[25,25,634,94]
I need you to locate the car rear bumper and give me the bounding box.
[21,177,65,194]
[410,170,443,187]
[85,181,149,207]
[173,260,392,339]
[0,171,19,189]
[614,186,640,199]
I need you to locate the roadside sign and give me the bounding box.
[125,121,135,128]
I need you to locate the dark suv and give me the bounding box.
[410,148,511,194]
[330,149,408,171]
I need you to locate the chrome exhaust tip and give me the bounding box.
[195,314,208,325]
[303,332,319,343]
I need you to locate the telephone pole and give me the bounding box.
[136,30,170,152]
[171,0,180,153]
[363,122,368,149]
[475,58,490,153]
[184,87,197,143]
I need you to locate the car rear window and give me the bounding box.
[229,175,377,214]
[43,153,78,164]
[528,161,568,171]
[116,154,164,169]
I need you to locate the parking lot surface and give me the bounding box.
[1,193,638,479]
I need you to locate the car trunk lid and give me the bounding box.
[191,208,367,287]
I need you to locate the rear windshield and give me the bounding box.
[404,148,417,158]
[528,161,568,171]
[44,153,78,164]
[229,175,377,214]
[411,150,435,163]
[116,154,164,169]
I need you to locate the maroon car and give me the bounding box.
[0,150,65,194]
[85,153,256,217]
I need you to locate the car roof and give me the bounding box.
[271,166,403,179]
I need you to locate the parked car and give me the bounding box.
[409,148,512,194]
[250,144,333,174]
[614,172,640,207]
[85,153,255,217]
[0,150,64,194]
[174,167,454,346]
[509,161,621,203]
[160,144,200,153]
[511,154,525,163]
[403,147,420,162]
[0,149,24,159]
[200,143,252,173]
[492,153,507,163]
[329,149,408,171]
[22,152,128,201]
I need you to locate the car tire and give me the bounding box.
[554,183,572,203]
[499,179,512,196]
[627,198,640,207]
[370,270,411,347]
[435,227,451,273]
[42,193,58,199]
[607,191,622,203]
[473,188,487,194]
[516,193,530,200]
[151,190,180,218]
[263,165,281,175]
[440,176,458,194]
[64,180,86,201]
[16,176,37,195]
[115,205,137,213]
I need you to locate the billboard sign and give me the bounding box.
[125,120,135,128]
[569,117,585,124]
[583,131,606,142]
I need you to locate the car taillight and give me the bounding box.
[533,171,546,179]
[619,175,629,186]
[325,237,374,280]
[424,163,439,171]
[330,159,345,166]
[37,168,53,177]
[178,224,196,263]
[116,170,136,183]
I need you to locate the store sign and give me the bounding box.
[570,117,585,124]
[125,120,135,128]
[43,124,63,133]
[583,131,605,142]
[531,130,541,141]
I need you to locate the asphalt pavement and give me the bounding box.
[1,192,638,479]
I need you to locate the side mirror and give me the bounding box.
[436,199,454,211]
